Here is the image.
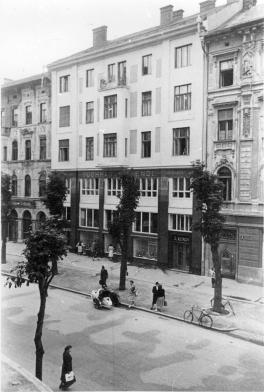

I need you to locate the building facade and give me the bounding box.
[1,74,51,241]
[203,0,264,284]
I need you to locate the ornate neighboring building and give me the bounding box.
[1,73,51,241]
[203,0,264,284]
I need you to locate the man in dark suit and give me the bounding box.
[151,281,159,310]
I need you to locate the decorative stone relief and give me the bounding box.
[242,108,251,137]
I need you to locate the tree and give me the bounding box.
[190,162,225,313]
[6,220,67,380]
[1,173,12,264]
[108,173,140,290]
[42,171,67,217]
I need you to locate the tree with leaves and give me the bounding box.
[1,172,12,264]
[6,220,67,380]
[108,173,140,290]
[190,162,225,313]
[42,171,67,217]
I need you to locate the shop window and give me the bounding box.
[218,167,232,201]
[172,177,190,198]
[170,214,192,232]
[106,178,122,196]
[139,178,157,197]
[220,60,233,87]
[134,238,157,260]
[81,178,99,195]
[80,208,99,228]
[133,212,158,234]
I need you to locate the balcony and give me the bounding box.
[98,77,127,91]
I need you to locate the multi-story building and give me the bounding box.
[203,0,264,284]
[48,2,239,273]
[1,73,51,241]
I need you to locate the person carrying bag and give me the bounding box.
[59,345,76,390]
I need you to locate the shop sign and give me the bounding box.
[171,235,190,243]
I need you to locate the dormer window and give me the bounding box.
[220,60,233,87]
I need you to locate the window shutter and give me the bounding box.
[155,87,161,114]
[130,64,138,83]
[130,92,137,117]
[79,102,82,124]
[97,98,100,122]
[155,127,160,152]
[79,135,82,157]
[129,130,137,154]
[156,59,162,78]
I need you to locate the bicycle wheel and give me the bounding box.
[184,310,193,323]
[200,314,213,328]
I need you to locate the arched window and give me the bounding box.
[39,173,46,197]
[25,175,31,196]
[12,175,17,196]
[218,167,232,201]
[12,140,18,160]
[22,210,32,239]
[36,211,46,229]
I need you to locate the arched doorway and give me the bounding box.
[22,210,32,239]
[8,209,18,241]
[36,211,46,229]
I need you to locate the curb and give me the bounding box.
[2,354,53,392]
[2,271,263,347]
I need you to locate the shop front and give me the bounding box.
[133,235,158,264]
[168,232,192,271]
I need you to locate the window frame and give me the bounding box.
[81,178,99,195]
[85,137,94,161]
[59,106,70,127]
[218,167,232,201]
[12,175,17,196]
[11,107,18,127]
[25,175,31,197]
[133,211,158,234]
[170,214,192,232]
[172,177,191,198]
[25,105,32,125]
[175,44,192,68]
[220,59,234,88]
[85,101,94,124]
[12,140,18,160]
[59,75,70,93]
[86,69,94,88]
[218,109,233,141]
[139,178,157,197]
[25,140,31,160]
[106,178,122,196]
[107,63,115,82]
[174,84,192,112]
[58,139,69,162]
[80,208,99,228]
[142,54,152,75]
[40,102,47,123]
[104,95,117,119]
[118,61,126,85]
[39,136,47,160]
[172,127,190,156]
[141,131,151,158]
[142,91,152,116]
[103,133,117,158]
[39,174,46,197]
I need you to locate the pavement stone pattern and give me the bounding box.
[3,241,264,347]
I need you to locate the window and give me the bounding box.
[59,75,69,93]
[63,207,71,221]
[104,133,117,157]
[172,128,190,156]
[104,95,117,119]
[12,140,18,160]
[172,177,190,198]
[39,136,46,160]
[59,106,70,127]
[142,54,152,75]
[104,209,118,230]
[80,208,99,228]
[3,146,7,161]
[12,107,18,127]
[86,101,94,123]
[59,139,69,161]
[174,84,191,111]
[39,174,46,197]
[175,44,192,68]
[85,137,94,160]
[141,131,151,158]
[218,109,233,140]
[86,69,94,87]
[134,238,157,260]
[118,61,126,85]
[25,175,31,196]
[107,178,122,196]
[170,214,192,232]
[125,98,128,118]
[220,60,233,87]
[81,178,99,195]
[12,175,17,196]
[25,105,32,124]
[25,140,31,160]
[1,109,5,126]
[218,167,232,201]
[40,103,47,123]
[139,178,157,197]
[108,64,115,82]
[142,91,152,116]
[133,212,158,234]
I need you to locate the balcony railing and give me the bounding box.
[99,77,127,91]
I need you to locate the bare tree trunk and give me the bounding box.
[119,235,128,290]
[1,221,7,264]
[34,282,47,380]
[211,244,223,313]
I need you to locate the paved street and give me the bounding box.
[2,277,264,391]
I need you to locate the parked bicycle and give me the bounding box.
[184,305,213,328]
[210,297,235,315]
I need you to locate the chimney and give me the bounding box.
[173,9,184,19]
[199,0,216,16]
[160,5,173,26]
[242,0,257,10]
[93,25,107,47]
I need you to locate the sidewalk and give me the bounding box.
[3,241,264,346]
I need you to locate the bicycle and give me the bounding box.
[210,297,235,315]
[184,305,213,328]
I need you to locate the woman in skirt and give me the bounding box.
[156,284,165,312]
[59,345,76,390]
[128,280,137,308]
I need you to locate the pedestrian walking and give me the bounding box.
[210,267,216,288]
[128,280,137,308]
[100,265,108,287]
[76,241,83,255]
[151,281,159,310]
[108,244,114,260]
[59,345,76,390]
[156,284,165,312]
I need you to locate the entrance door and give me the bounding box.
[220,246,236,279]
[172,243,190,271]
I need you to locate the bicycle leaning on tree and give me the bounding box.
[184,305,213,328]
